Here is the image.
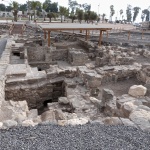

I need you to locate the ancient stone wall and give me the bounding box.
[68,49,89,66]
[51,49,68,61]
[27,46,45,62]
[5,78,65,109]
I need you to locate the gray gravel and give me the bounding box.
[0,124,150,150]
[0,38,7,57]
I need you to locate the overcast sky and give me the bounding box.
[2,0,150,22]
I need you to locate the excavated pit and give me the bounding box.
[2,30,150,131]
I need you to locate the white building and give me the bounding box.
[0,11,13,17]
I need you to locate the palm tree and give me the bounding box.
[120,9,123,20]
[126,5,132,22]
[76,8,84,23]
[59,6,67,23]
[133,7,141,22]
[102,13,106,22]
[110,5,115,21]
[142,9,149,21]
[47,12,55,22]
[11,1,19,22]
[42,3,48,21]
[31,1,41,21]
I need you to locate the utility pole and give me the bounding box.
[148,6,150,21]
[98,4,100,15]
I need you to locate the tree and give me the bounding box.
[126,5,132,22]
[47,12,55,22]
[69,12,76,23]
[31,1,41,21]
[11,1,19,22]
[19,4,27,14]
[81,3,91,12]
[0,4,6,11]
[59,6,67,23]
[42,3,48,21]
[43,0,58,13]
[142,9,149,21]
[141,12,145,22]
[102,13,106,21]
[133,7,141,22]
[76,8,84,23]
[84,12,89,23]
[68,0,78,14]
[120,9,123,20]
[110,5,115,21]
[89,11,97,23]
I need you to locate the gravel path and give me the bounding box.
[0,38,7,57]
[0,124,150,150]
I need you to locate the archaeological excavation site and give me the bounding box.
[0,22,150,136]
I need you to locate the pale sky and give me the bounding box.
[2,0,150,22]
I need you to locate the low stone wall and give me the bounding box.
[5,77,65,109]
[51,49,68,61]
[27,46,45,62]
[78,64,141,89]
[68,49,89,66]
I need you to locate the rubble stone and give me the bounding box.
[128,85,147,97]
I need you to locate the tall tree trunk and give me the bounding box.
[34,10,36,21]
[61,15,62,23]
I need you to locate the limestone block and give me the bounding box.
[102,117,122,125]
[22,119,37,126]
[129,109,150,131]
[58,97,69,105]
[0,122,3,128]
[128,85,147,97]
[3,120,17,128]
[67,117,89,125]
[54,109,66,120]
[41,110,56,122]
[102,88,114,104]
[119,118,137,127]
[122,101,138,117]
[27,109,38,119]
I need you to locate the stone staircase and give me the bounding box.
[11,24,23,35]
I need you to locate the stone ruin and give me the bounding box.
[0,29,150,131]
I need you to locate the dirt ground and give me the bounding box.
[98,78,143,97]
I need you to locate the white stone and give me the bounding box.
[67,117,89,125]
[27,109,38,119]
[22,119,37,126]
[3,120,17,128]
[0,122,3,128]
[129,109,150,131]
[58,97,69,105]
[128,85,147,97]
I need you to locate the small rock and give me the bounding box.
[54,109,66,120]
[3,120,17,128]
[102,89,114,105]
[129,109,150,131]
[22,119,37,126]
[122,101,138,117]
[0,122,3,128]
[27,109,38,119]
[120,118,137,127]
[89,97,101,106]
[58,120,68,126]
[58,97,69,105]
[67,117,89,125]
[102,117,122,125]
[41,110,56,122]
[128,85,147,97]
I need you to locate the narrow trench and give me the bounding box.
[38,81,65,115]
